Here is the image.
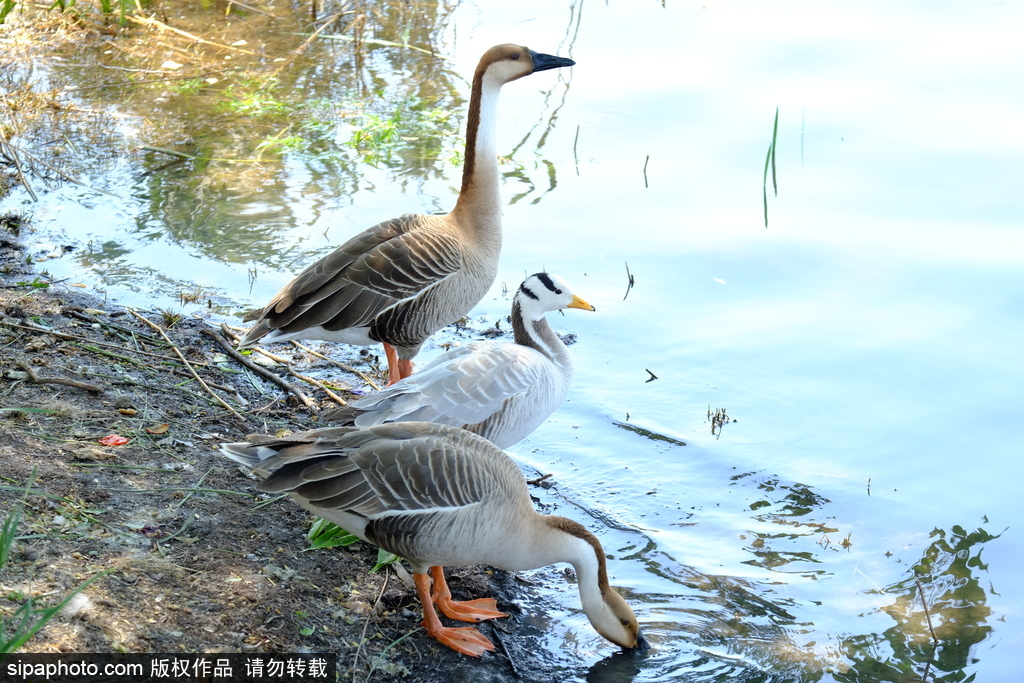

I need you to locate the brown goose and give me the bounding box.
[238,45,575,385]
[220,422,648,657]
[322,273,595,449]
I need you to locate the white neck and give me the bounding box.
[452,75,503,231]
[473,78,501,187]
[566,533,606,620]
[531,520,608,626]
[512,301,573,381]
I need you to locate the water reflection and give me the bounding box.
[5,0,578,290]
[533,423,1000,682]
[586,649,645,683]
[837,525,1000,683]
[740,473,835,576]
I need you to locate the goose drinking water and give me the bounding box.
[220,422,648,657]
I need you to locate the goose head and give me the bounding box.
[516,272,595,321]
[479,44,575,86]
[587,588,651,652]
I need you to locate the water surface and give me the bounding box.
[3,1,1023,680]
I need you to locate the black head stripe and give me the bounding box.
[518,282,539,301]
[535,272,558,293]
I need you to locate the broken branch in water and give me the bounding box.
[0,138,118,198]
[623,261,635,301]
[526,473,553,486]
[916,578,940,682]
[124,14,260,56]
[0,137,39,201]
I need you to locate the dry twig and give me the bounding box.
[124,14,260,55]
[221,324,380,391]
[127,309,248,422]
[291,341,380,392]
[14,360,101,393]
[201,328,317,412]
[240,343,347,406]
[0,137,39,201]
[351,567,390,681]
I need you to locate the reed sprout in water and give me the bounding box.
[763,106,779,228]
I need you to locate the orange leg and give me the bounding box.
[382,343,415,386]
[414,571,496,657]
[382,343,402,386]
[429,566,509,623]
[397,358,415,381]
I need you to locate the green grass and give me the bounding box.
[0,0,16,25]
[344,95,457,167]
[0,479,111,652]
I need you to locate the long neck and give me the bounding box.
[451,69,503,233]
[511,300,572,378]
[537,517,611,619]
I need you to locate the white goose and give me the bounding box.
[238,45,575,385]
[220,422,648,657]
[323,272,594,449]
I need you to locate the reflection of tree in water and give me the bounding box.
[837,525,1000,683]
[10,0,581,280]
[602,455,1000,681]
[610,524,1001,683]
[734,474,999,681]
[141,0,466,269]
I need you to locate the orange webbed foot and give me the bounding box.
[436,596,509,623]
[424,622,496,657]
[428,566,508,623]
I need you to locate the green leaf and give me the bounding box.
[306,518,360,549]
[370,548,400,573]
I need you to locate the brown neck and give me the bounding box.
[459,68,485,198]
[544,516,611,595]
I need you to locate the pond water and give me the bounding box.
[4,0,1024,680]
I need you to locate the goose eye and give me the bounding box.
[555,288,563,294]
[510,53,520,60]
[620,618,630,626]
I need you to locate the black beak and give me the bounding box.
[529,50,576,73]
[631,630,651,653]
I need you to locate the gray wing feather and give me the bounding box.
[351,342,547,428]
[226,423,504,519]
[241,216,463,341]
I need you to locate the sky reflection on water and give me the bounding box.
[3,0,1024,680]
